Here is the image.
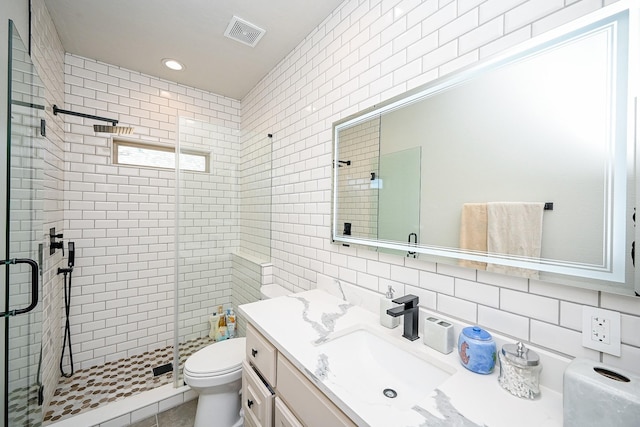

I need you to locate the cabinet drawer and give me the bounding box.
[277,355,357,427]
[274,397,303,427]
[247,324,277,386]
[242,360,275,427]
[244,412,259,427]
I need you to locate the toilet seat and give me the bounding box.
[184,337,246,378]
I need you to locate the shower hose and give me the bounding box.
[59,267,74,377]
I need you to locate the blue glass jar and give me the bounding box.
[458,326,497,374]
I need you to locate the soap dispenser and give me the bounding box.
[380,285,400,328]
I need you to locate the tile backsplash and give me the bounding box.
[316,273,571,393]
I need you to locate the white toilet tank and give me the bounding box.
[260,284,291,299]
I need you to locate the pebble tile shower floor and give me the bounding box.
[42,336,211,425]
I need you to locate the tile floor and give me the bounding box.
[7,384,42,427]
[129,399,197,427]
[42,336,211,425]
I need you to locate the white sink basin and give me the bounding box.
[316,327,454,411]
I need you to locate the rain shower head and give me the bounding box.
[93,124,134,135]
[53,105,134,135]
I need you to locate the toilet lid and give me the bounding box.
[184,337,246,377]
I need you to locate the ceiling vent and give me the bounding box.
[224,16,266,47]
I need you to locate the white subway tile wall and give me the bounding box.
[23,4,640,424]
[231,252,273,337]
[175,116,240,343]
[30,0,67,412]
[335,118,380,239]
[60,56,241,369]
[477,305,530,339]
[241,0,639,374]
[7,67,46,409]
[238,128,272,260]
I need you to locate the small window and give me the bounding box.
[113,140,209,172]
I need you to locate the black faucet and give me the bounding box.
[386,294,419,341]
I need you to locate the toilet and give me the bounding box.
[183,337,246,427]
[183,286,291,427]
[260,283,291,299]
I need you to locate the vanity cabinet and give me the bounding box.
[243,323,356,427]
[242,359,274,427]
[274,397,303,427]
[246,323,277,385]
[277,354,356,427]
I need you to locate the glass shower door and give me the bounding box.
[377,147,421,255]
[3,21,45,427]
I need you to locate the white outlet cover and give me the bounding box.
[582,306,621,356]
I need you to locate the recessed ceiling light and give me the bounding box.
[162,58,184,71]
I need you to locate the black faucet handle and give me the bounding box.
[392,294,419,307]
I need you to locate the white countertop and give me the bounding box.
[239,289,563,427]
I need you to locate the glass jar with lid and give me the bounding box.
[498,342,542,399]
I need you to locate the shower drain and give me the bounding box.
[383,388,397,398]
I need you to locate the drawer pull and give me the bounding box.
[251,348,258,357]
[247,399,254,408]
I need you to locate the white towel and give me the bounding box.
[486,202,544,279]
[459,203,488,270]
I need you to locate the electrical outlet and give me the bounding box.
[591,316,610,344]
[582,307,621,356]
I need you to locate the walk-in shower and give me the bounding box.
[4,16,273,425]
[39,119,246,425]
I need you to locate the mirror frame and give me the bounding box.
[332,3,640,295]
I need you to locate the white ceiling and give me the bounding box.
[44,0,345,100]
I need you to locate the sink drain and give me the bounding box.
[383,388,397,398]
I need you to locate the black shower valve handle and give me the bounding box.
[51,240,64,256]
[49,228,65,255]
[49,240,64,256]
[49,228,63,239]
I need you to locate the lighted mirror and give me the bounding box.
[332,5,639,295]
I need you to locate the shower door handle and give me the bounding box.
[407,233,418,258]
[1,258,39,317]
